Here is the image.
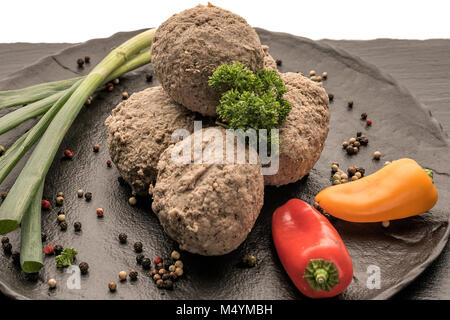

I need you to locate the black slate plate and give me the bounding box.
[0,29,449,300]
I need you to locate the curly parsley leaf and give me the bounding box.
[55,247,78,268]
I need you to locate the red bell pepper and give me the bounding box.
[272,199,353,298]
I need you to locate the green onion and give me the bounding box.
[0,77,82,110]
[0,28,155,234]
[20,181,44,273]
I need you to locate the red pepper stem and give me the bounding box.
[304,259,340,292]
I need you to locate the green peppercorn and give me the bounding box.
[118,233,127,244]
[242,254,257,267]
[79,262,89,275]
[136,253,145,264]
[134,242,143,253]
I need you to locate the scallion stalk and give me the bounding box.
[20,181,44,273]
[0,29,155,234]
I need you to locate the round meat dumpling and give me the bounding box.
[105,86,197,196]
[152,127,264,256]
[264,72,330,186]
[151,3,265,117]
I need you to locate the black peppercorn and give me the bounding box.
[358,136,369,146]
[361,112,368,120]
[2,242,12,254]
[346,146,355,155]
[142,258,152,270]
[1,192,7,200]
[162,273,170,280]
[93,144,100,152]
[11,251,20,265]
[84,192,92,201]
[77,58,85,68]
[156,262,164,270]
[133,242,143,253]
[79,262,89,275]
[118,233,127,244]
[84,56,91,63]
[163,279,173,290]
[356,167,366,177]
[129,269,138,280]
[156,279,164,288]
[146,74,153,82]
[41,232,47,242]
[60,222,68,231]
[106,160,112,168]
[348,101,353,108]
[328,93,334,101]
[1,236,9,245]
[356,132,362,137]
[169,272,177,280]
[136,253,145,264]
[74,222,82,232]
[54,245,63,256]
[275,59,282,66]
[57,209,65,216]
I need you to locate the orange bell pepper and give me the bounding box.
[315,158,438,222]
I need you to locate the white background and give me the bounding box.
[0,0,449,43]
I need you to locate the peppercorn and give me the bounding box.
[347,167,357,176]
[353,141,361,148]
[96,208,104,218]
[107,83,114,92]
[151,269,158,276]
[54,244,64,256]
[57,214,66,222]
[174,267,183,277]
[169,272,177,280]
[356,132,362,137]
[331,164,339,173]
[356,167,365,176]
[128,196,137,206]
[77,58,84,68]
[119,271,127,281]
[48,278,57,289]
[171,250,181,260]
[361,113,368,120]
[106,160,112,168]
[84,192,92,201]
[77,189,84,198]
[348,101,353,108]
[41,200,51,210]
[142,258,151,269]
[162,273,170,280]
[156,279,164,288]
[359,136,369,146]
[136,253,145,264]
[12,251,20,265]
[328,93,334,101]
[93,144,100,152]
[342,141,349,149]
[84,56,90,63]
[382,221,390,228]
[146,74,153,82]
[118,233,127,244]
[74,222,82,232]
[155,262,163,271]
[1,192,7,200]
[113,78,120,85]
[133,242,143,253]
[56,196,64,206]
[355,172,362,178]
[353,147,359,154]
[276,59,282,66]
[108,281,117,292]
[168,265,176,272]
[129,269,138,280]
[60,222,68,231]
[309,70,316,77]
[153,256,163,265]
[163,280,173,290]
[373,151,382,160]
[1,236,9,245]
[85,97,92,105]
[366,119,372,126]
[242,254,257,267]
[3,242,12,254]
[174,260,183,269]
[41,232,47,242]
[64,149,74,159]
[346,146,355,155]
[153,274,161,281]
[79,262,89,274]
[322,72,328,79]
[122,92,129,100]
[351,175,359,181]
[158,268,167,276]
[0,145,5,156]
